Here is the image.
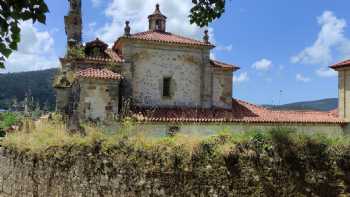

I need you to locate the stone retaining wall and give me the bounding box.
[1,134,350,197]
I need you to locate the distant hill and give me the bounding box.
[264,98,338,112]
[0,68,339,112]
[0,68,58,110]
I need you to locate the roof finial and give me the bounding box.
[203,29,209,44]
[153,3,162,14]
[124,21,131,36]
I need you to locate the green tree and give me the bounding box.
[0,112,18,137]
[190,0,226,27]
[0,0,49,68]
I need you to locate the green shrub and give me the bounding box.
[66,46,85,59]
[0,113,19,137]
[0,113,18,128]
[0,129,5,138]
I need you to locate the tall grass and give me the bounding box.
[3,121,350,197]
[0,118,202,154]
[2,118,350,156]
[3,121,99,153]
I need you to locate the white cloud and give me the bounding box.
[95,0,212,45]
[233,72,249,83]
[316,67,337,77]
[88,22,97,37]
[91,0,101,7]
[251,58,273,71]
[216,44,233,52]
[265,77,273,83]
[210,52,216,60]
[4,21,59,73]
[296,73,311,82]
[291,11,350,66]
[89,22,97,31]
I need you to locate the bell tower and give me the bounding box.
[64,0,82,47]
[148,4,167,32]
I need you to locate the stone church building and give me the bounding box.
[54,0,350,135]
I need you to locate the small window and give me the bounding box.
[163,77,171,98]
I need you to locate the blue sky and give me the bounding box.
[4,0,350,105]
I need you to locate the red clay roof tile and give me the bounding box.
[105,49,124,63]
[76,49,124,64]
[118,31,214,47]
[132,99,343,124]
[210,60,240,71]
[77,68,123,80]
[330,59,350,69]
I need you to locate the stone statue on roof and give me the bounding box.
[68,0,81,13]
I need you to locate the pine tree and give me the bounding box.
[24,91,35,116]
[10,98,18,112]
[43,100,49,113]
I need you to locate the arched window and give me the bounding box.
[92,48,101,56]
[155,20,161,30]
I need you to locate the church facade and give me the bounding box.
[54,0,350,135]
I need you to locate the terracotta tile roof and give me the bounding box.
[210,60,240,71]
[73,49,123,64]
[117,31,214,47]
[105,49,124,63]
[85,38,108,51]
[132,99,344,124]
[330,59,350,69]
[82,56,114,62]
[77,68,123,80]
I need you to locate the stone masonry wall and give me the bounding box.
[3,131,350,197]
[124,43,211,108]
[0,145,241,197]
[339,69,350,121]
[213,69,233,109]
[79,79,120,121]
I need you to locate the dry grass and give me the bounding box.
[2,120,108,153]
[2,118,350,156]
[1,119,205,154]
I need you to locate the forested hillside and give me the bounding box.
[0,68,338,112]
[264,98,338,111]
[0,69,58,110]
